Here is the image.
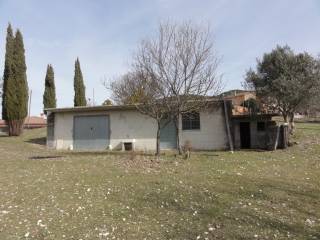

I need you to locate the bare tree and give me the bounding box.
[108,71,170,156]
[109,72,147,105]
[133,22,222,153]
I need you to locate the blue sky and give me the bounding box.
[1,0,320,115]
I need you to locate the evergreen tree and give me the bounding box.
[2,24,14,120]
[6,29,28,136]
[245,45,320,132]
[43,64,57,110]
[73,58,86,106]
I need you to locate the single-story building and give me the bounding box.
[46,101,282,152]
[46,101,231,151]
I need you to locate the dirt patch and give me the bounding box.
[112,153,163,173]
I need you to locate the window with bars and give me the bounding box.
[182,112,200,130]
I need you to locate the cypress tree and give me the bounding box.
[43,64,57,110]
[73,58,86,106]
[6,29,28,136]
[2,24,14,120]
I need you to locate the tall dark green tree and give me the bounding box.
[73,58,86,106]
[43,64,57,110]
[245,45,320,132]
[6,29,29,136]
[2,23,14,120]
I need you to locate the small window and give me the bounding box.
[257,122,266,131]
[124,142,133,151]
[182,112,200,130]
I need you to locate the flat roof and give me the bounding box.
[45,99,225,114]
[45,104,137,113]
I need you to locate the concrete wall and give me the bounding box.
[53,110,158,151]
[233,119,268,149]
[50,106,228,151]
[250,121,267,149]
[179,108,228,150]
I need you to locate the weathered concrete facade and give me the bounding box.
[232,114,278,150]
[179,108,228,150]
[49,109,157,151]
[47,104,229,151]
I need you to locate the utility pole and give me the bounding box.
[27,90,32,129]
[92,88,95,106]
[223,97,234,153]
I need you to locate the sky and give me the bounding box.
[0,0,320,115]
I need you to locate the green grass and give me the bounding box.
[0,123,319,239]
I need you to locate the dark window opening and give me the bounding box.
[124,142,133,151]
[257,122,266,131]
[182,112,200,130]
[240,122,251,149]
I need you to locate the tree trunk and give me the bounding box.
[8,119,24,136]
[176,128,182,155]
[289,112,295,134]
[173,116,182,155]
[156,121,161,156]
[282,113,288,123]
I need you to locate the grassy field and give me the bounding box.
[0,123,319,239]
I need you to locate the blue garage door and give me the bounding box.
[160,119,177,149]
[73,115,109,150]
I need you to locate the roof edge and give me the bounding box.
[45,104,137,113]
[45,99,225,113]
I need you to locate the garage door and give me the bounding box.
[73,115,109,150]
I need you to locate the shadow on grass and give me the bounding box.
[29,155,63,160]
[237,149,271,152]
[139,174,320,239]
[194,152,220,157]
[296,120,320,123]
[64,150,156,157]
[223,209,320,239]
[259,180,320,200]
[297,127,320,131]
[25,137,46,146]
